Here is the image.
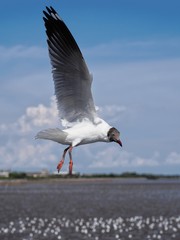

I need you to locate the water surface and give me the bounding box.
[0,178,179,239]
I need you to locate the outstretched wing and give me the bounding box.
[43,7,97,126]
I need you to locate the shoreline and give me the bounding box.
[0,176,180,186]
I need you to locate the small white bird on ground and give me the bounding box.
[36,6,122,175]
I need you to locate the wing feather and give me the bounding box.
[43,7,97,125]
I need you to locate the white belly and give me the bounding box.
[63,118,111,146]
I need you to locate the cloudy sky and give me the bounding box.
[0,0,180,174]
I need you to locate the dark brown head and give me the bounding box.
[107,127,122,147]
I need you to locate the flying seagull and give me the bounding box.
[36,6,122,175]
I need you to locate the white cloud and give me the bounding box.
[0,96,59,135]
[99,105,126,123]
[0,139,57,171]
[84,38,180,61]
[0,97,60,171]
[133,152,159,167]
[165,152,180,165]
[0,45,46,61]
[89,147,159,169]
[18,96,59,132]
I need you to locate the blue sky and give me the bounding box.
[0,0,180,174]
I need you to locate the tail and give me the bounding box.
[35,128,68,144]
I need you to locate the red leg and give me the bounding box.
[68,146,73,175]
[57,146,70,173]
[57,159,64,173]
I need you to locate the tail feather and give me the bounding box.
[35,128,68,144]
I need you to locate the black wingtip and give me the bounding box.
[50,6,57,14]
[43,6,53,17]
[43,6,61,21]
[43,10,49,20]
[45,6,51,13]
[44,6,58,15]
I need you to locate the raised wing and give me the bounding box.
[43,7,97,125]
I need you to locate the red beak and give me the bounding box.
[117,139,122,147]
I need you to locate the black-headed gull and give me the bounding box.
[36,6,122,175]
